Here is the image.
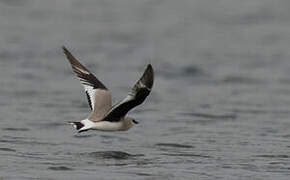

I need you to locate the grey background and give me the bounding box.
[1,0,290,179]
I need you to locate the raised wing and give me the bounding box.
[103,64,154,122]
[62,46,111,120]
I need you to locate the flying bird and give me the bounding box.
[62,46,154,133]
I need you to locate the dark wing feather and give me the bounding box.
[62,46,111,114]
[62,46,107,90]
[103,64,154,122]
[85,91,93,110]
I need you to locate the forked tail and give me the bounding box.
[68,119,93,133]
[68,122,84,131]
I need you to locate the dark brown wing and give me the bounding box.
[102,64,154,122]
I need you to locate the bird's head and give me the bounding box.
[126,117,139,126]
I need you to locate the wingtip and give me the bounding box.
[62,46,70,55]
[141,64,154,89]
[146,64,153,74]
[68,121,84,131]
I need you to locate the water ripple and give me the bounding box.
[155,143,194,149]
[2,127,30,131]
[81,151,143,160]
[161,153,211,158]
[48,166,73,171]
[180,112,237,120]
[255,154,290,159]
[158,63,204,79]
[0,147,16,152]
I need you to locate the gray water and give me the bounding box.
[1,0,290,179]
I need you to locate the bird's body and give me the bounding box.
[75,117,135,132]
[62,46,153,133]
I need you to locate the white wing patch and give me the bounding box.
[84,85,95,110]
[62,46,111,117]
[121,94,134,103]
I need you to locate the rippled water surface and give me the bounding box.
[1,0,290,179]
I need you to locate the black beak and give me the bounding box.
[132,119,139,124]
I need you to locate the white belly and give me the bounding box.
[91,121,131,131]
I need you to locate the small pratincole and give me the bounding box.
[62,46,154,133]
